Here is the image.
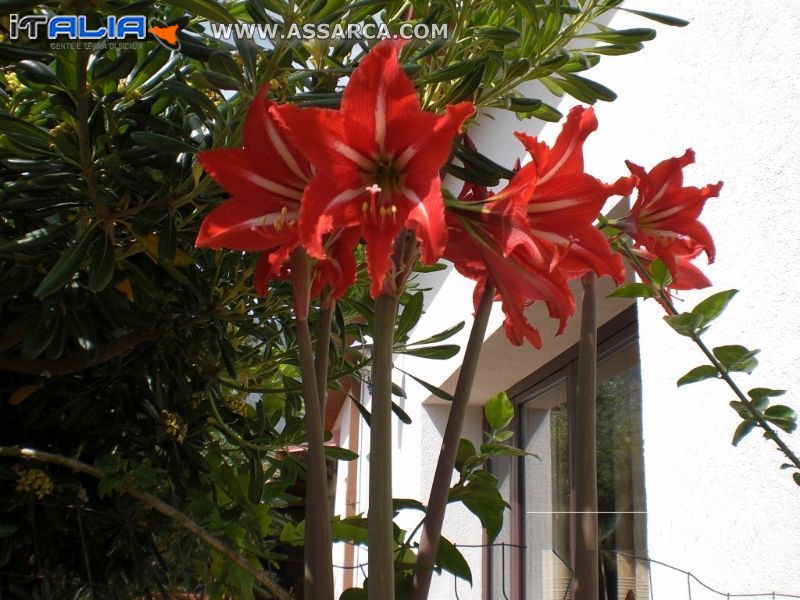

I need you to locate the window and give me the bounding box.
[487,307,649,600]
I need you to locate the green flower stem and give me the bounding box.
[290,251,334,600]
[574,272,599,600]
[369,293,400,600]
[617,242,800,472]
[316,302,335,417]
[410,282,495,600]
[0,447,292,600]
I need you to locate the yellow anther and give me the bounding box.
[362,201,370,214]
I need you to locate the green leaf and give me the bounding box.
[88,232,116,292]
[408,321,465,346]
[474,26,520,44]
[485,392,514,430]
[396,292,424,341]
[449,472,507,541]
[555,73,617,104]
[713,345,759,374]
[793,473,800,487]
[609,283,652,299]
[455,438,477,472]
[34,228,94,298]
[479,443,526,458]
[16,60,61,87]
[650,259,672,288]
[393,498,425,513]
[340,588,368,600]
[676,365,718,387]
[663,313,704,337]
[582,28,656,44]
[130,132,195,154]
[0,524,18,538]
[398,369,454,401]
[617,8,689,27]
[163,0,238,23]
[691,289,738,325]
[436,535,473,585]
[397,344,460,360]
[764,405,797,433]
[748,388,786,401]
[97,473,126,498]
[391,400,412,425]
[324,446,358,461]
[732,420,755,446]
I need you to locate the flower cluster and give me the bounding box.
[161,409,188,443]
[445,107,634,347]
[196,41,721,347]
[15,467,54,500]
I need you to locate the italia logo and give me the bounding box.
[9,14,182,49]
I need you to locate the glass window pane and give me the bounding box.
[523,379,573,600]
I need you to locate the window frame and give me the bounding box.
[484,306,640,600]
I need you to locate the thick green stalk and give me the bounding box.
[0,447,291,600]
[410,283,494,600]
[290,251,334,600]
[316,303,335,417]
[369,294,399,600]
[573,273,599,600]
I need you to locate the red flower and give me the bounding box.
[515,106,635,283]
[445,178,575,348]
[196,87,356,303]
[272,40,474,297]
[623,149,722,271]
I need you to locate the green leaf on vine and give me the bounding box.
[732,420,755,446]
[713,345,759,374]
[691,289,738,325]
[649,258,672,289]
[436,535,473,585]
[485,392,514,430]
[664,312,704,337]
[677,365,718,387]
[764,405,797,433]
[609,282,652,298]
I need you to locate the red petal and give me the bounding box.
[196,195,298,252]
[199,148,304,204]
[243,87,311,188]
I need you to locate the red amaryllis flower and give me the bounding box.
[445,177,575,348]
[195,87,358,311]
[622,149,722,271]
[272,40,475,297]
[514,106,635,283]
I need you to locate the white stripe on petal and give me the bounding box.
[375,81,387,154]
[403,187,428,224]
[530,228,570,245]
[246,172,303,200]
[642,203,684,223]
[266,120,307,184]
[328,187,365,210]
[527,198,579,213]
[332,141,374,171]
[394,144,418,171]
[538,138,577,185]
